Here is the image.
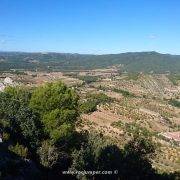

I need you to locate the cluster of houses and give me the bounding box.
[0,77,15,92]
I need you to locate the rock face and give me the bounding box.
[4,77,14,85]
[0,82,5,92]
[0,77,16,92]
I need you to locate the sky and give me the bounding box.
[0,0,180,54]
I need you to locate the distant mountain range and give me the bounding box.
[0,51,180,73]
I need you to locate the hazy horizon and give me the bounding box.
[1,50,180,56]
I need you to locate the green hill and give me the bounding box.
[0,51,180,73]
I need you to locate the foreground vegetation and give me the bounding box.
[0,82,179,179]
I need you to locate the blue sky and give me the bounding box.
[0,0,179,54]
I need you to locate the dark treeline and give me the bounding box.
[0,82,179,179]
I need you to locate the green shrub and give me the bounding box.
[80,100,97,113]
[37,140,58,168]
[169,99,180,108]
[86,93,112,104]
[113,88,135,97]
[80,93,112,114]
[78,76,99,84]
[8,143,28,158]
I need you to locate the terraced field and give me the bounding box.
[76,72,180,173]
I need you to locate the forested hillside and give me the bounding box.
[1,51,180,73]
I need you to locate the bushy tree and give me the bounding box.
[5,86,31,106]
[29,82,79,144]
[0,87,42,151]
[37,140,59,168]
[16,107,42,150]
[0,86,32,125]
[30,82,78,114]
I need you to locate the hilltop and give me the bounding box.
[1,51,180,73]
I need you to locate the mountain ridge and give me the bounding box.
[0,51,180,73]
